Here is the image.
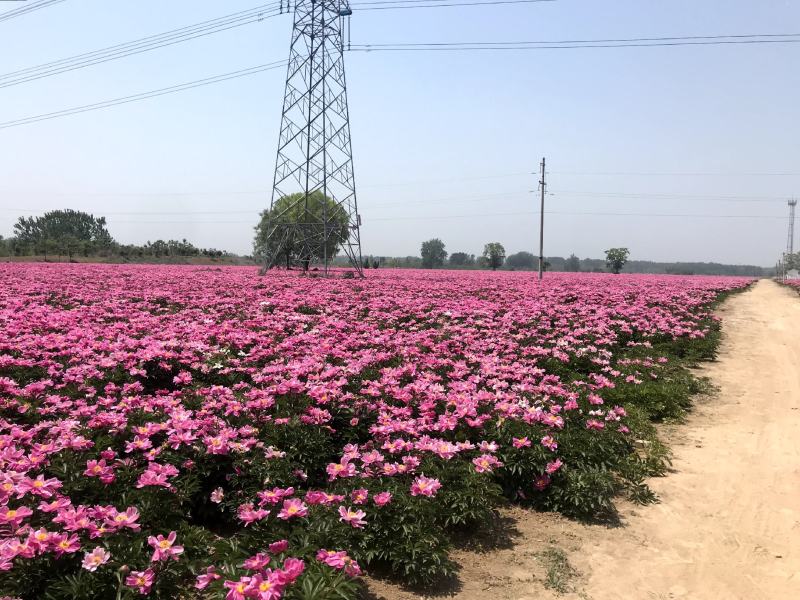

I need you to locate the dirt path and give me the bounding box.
[574,279,800,599]
[366,280,800,600]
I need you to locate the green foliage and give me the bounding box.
[13,209,113,259]
[604,247,630,274]
[420,239,447,269]
[538,547,578,594]
[537,466,619,521]
[505,251,536,269]
[448,251,475,267]
[253,191,350,268]
[563,254,581,272]
[482,242,506,270]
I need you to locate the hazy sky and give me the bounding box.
[0,0,798,266]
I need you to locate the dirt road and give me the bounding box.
[367,280,800,600]
[574,279,800,599]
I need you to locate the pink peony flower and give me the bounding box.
[195,565,221,590]
[373,491,392,506]
[269,539,289,554]
[410,475,441,497]
[147,531,183,562]
[81,546,111,572]
[126,569,155,594]
[277,498,308,520]
[337,506,367,528]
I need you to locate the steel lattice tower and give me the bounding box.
[261,0,363,276]
[788,199,797,257]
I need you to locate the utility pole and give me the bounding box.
[786,198,797,279]
[538,157,546,280]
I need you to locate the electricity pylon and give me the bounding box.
[260,0,363,276]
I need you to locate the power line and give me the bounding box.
[0,190,532,215]
[351,35,800,51]
[2,210,788,224]
[1,187,791,207]
[354,33,800,46]
[551,190,789,202]
[351,0,555,10]
[0,3,284,89]
[0,61,288,130]
[550,170,800,176]
[0,0,65,23]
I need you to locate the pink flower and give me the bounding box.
[373,491,392,506]
[0,506,32,528]
[350,488,369,505]
[268,539,289,554]
[51,533,81,556]
[17,475,62,498]
[257,486,294,506]
[588,393,605,405]
[545,459,563,474]
[540,435,558,452]
[195,565,221,590]
[147,531,183,562]
[223,578,252,600]
[243,553,271,570]
[326,460,356,481]
[472,454,503,473]
[126,569,155,594]
[277,557,305,584]
[277,498,308,520]
[246,572,284,599]
[210,487,224,503]
[410,475,441,497]
[106,507,140,531]
[337,505,367,528]
[81,546,111,572]
[512,437,531,448]
[237,503,270,526]
[173,370,192,385]
[534,474,551,490]
[84,459,115,484]
[316,549,362,577]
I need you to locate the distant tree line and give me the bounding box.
[0,209,229,261]
[353,239,767,276]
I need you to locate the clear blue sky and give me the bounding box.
[0,0,798,266]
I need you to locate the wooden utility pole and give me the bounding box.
[538,157,546,280]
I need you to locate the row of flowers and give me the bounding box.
[0,265,751,598]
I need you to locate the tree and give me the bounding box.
[564,254,581,272]
[482,242,506,270]
[605,247,630,274]
[506,251,536,269]
[420,238,447,269]
[448,252,475,267]
[13,209,113,255]
[253,191,349,270]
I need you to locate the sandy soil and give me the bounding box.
[364,279,800,600]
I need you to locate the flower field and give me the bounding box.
[0,264,751,599]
